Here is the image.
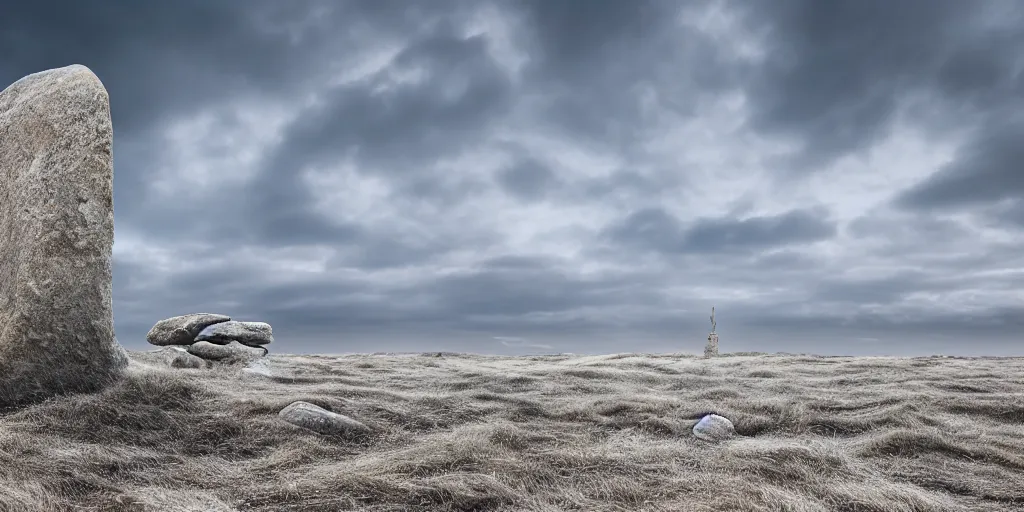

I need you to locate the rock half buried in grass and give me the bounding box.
[170,352,209,369]
[240,359,297,383]
[195,321,273,346]
[146,313,231,346]
[241,359,275,378]
[0,65,130,408]
[188,340,266,362]
[279,401,370,436]
[693,414,735,442]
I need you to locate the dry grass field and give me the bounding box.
[0,349,1022,511]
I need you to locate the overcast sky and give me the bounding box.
[3,0,1023,356]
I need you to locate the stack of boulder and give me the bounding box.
[146,313,273,368]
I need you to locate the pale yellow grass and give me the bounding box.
[0,350,1022,511]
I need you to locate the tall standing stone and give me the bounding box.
[0,65,128,407]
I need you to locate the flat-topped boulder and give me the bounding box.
[187,340,266,362]
[0,65,128,407]
[146,313,231,346]
[195,321,273,346]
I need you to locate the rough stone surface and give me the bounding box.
[241,364,275,379]
[705,333,719,358]
[146,313,231,346]
[196,321,274,346]
[188,340,266,362]
[149,346,185,364]
[0,65,129,407]
[240,359,290,381]
[693,414,735,442]
[170,352,208,369]
[278,401,370,435]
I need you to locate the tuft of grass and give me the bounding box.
[0,350,1021,510]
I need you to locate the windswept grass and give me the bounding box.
[0,350,1022,511]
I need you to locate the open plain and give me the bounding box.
[0,350,1021,511]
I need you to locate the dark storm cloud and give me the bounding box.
[1,1,265,132]
[602,207,682,252]
[478,254,556,271]
[517,0,662,73]
[579,169,676,200]
[604,206,836,254]
[513,0,743,150]
[393,174,489,210]
[260,26,514,176]
[894,116,1024,211]
[735,306,1024,341]
[0,0,481,241]
[0,0,476,133]
[682,208,836,253]
[229,21,514,250]
[986,200,1024,228]
[810,272,936,305]
[496,157,560,202]
[327,233,466,270]
[739,0,1024,172]
[417,263,658,319]
[846,213,968,242]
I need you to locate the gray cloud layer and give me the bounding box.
[3,0,1022,356]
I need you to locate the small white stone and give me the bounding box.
[693,414,735,442]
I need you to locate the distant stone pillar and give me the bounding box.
[705,333,719,358]
[704,306,718,357]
